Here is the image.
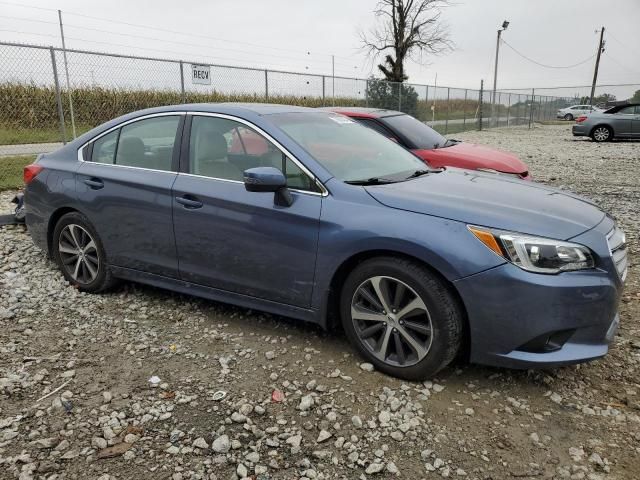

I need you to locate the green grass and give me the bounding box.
[0,124,93,145]
[0,155,36,191]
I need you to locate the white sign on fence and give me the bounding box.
[191,64,211,85]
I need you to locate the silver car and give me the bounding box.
[557,104,601,121]
[572,104,640,142]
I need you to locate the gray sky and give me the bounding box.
[1,0,639,95]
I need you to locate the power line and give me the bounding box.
[0,12,365,74]
[0,1,361,61]
[603,51,640,76]
[501,39,595,69]
[0,30,365,78]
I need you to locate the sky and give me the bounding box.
[1,0,639,97]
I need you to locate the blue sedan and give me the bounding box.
[24,104,627,380]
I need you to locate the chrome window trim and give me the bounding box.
[187,112,328,197]
[77,111,187,163]
[176,171,324,198]
[77,110,329,197]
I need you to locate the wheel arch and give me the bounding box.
[47,206,81,257]
[322,249,470,360]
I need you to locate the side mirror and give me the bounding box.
[243,167,293,207]
[244,167,286,192]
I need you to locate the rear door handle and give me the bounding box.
[83,178,104,189]
[175,195,203,209]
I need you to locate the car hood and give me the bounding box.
[414,142,528,175]
[365,168,605,239]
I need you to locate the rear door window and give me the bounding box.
[115,116,180,171]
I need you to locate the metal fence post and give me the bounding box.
[49,46,67,144]
[365,78,369,107]
[322,76,325,106]
[507,93,511,127]
[478,80,484,131]
[528,88,535,129]
[398,83,402,111]
[425,85,429,122]
[462,89,467,129]
[445,87,450,135]
[264,70,269,101]
[179,61,185,103]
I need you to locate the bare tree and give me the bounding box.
[362,0,452,82]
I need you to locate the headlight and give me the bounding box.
[468,226,595,274]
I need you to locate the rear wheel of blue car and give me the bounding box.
[52,212,114,293]
[341,257,463,380]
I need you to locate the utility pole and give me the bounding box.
[589,27,605,106]
[58,10,76,138]
[491,20,509,127]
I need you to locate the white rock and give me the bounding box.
[365,462,385,474]
[317,430,332,443]
[193,437,209,449]
[91,437,107,450]
[212,434,230,453]
[360,362,374,372]
[299,394,314,411]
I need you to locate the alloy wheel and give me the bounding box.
[58,224,100,284]
[593,127,610,141]
[350,276,433,367]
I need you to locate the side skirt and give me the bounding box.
[110,265,322,326]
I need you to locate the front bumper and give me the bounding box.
[454,219,624,369]
[572,124,590,137]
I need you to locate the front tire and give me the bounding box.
[52,212,114,293]
[591,125,612,142]
[563,113,574,121]
[340,257,463,381]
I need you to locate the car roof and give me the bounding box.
[318,106,404,118]
[137,102,317,116]
[604,103,640,113]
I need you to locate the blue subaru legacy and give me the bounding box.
[24,104,627,380]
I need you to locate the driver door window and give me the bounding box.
[189,116,319,192]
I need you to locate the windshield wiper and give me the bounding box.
[442,139,460,148]
[405,169,432,179]
[344,177,398,186]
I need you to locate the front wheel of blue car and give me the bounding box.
[341,257,463,380]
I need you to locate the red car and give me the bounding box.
[325,107,530,180]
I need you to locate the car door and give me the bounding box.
[632,105,640,137]
[171,113,323,307]
[76,113,183,277]
[611,106,635,136]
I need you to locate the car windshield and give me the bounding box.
[270,112,427,183]
[380,114,447,150]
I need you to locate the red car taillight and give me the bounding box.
[575,116,587,123]
[23,164,44,185]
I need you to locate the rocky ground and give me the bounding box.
[0,124,638,480]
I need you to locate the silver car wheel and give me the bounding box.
[58,224,100,284]
[351,275,433,367]
[593,127,610,142]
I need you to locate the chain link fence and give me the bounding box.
[1,40,638,157]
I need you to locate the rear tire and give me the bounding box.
[563,113,574,121]
[591,125,612,142]
[340,257,463,381]
[52,212,114,293]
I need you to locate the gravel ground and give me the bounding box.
[1,124,638,480]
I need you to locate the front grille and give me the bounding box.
[607,226,628,282]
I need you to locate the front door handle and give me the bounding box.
[175,195,203,209]
[83,178,104,189]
